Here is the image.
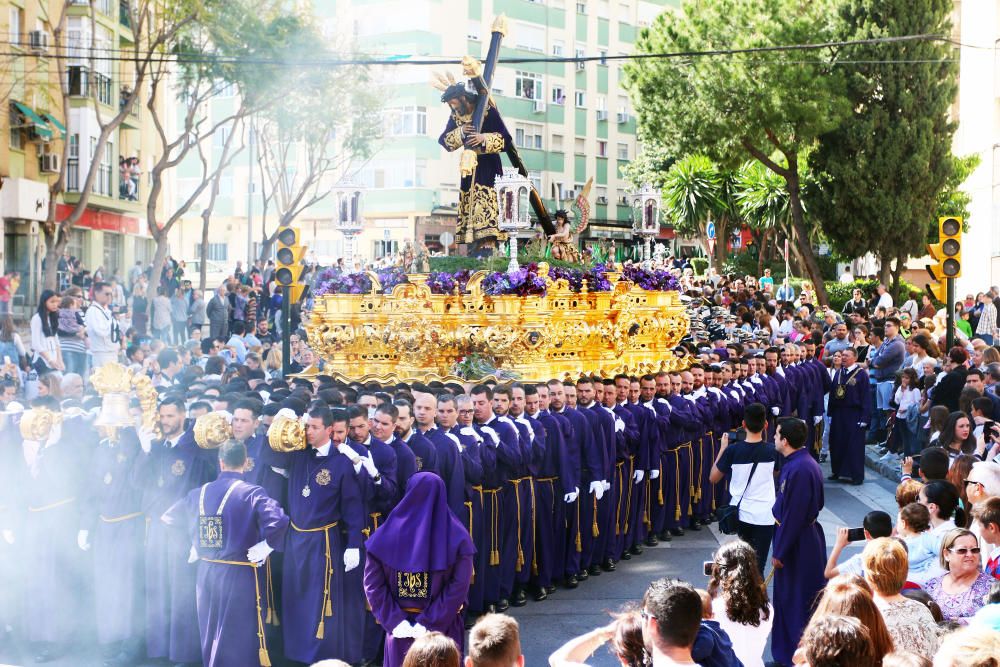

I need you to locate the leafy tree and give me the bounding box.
[624,0,851,305]
[809,0,961,290]
[734,161,789,276]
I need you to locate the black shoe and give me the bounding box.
[577,569,589,581]
[688,520,702,531]
[496,599,510,612]
[533,588,547,602]
[620,550,632,560]
[587,564,602,577]
[630,544,644,556]
[545,585,556,594]
[514,588,527,605]
[827,474,840,481]
[645,535,659,547]
[601,558,616,572]
[670,528,684,537]
[819,453,828,463]
[851,479,864,486]
[564,575,578,589]
[657,530,673,542]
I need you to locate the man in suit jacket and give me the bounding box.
[206,285,230,340]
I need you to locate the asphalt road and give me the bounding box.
[0,460,899,667]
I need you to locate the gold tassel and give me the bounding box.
[576,498,583,552]
[516,549,524,572]
[265,608,274,625]
[592,495,600,538]
[259,648,272,667]
[491,550,500,566]
[316,621,324,640]
[325,599,333,617]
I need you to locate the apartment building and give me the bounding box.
[166,0,679,266]
[1,0,160,311]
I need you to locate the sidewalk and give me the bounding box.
[864,443,902,483]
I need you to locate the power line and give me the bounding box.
[0,33,954,68]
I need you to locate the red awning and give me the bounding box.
[55,204,140,235]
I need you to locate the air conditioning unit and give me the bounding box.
[596,109,608,121]
[67,65,89,96]
[597,196,608,204]
[619,196,629,205]
[29,30,49,54]
[617,112,630,124]
[576,61,585,71]
[40,153,61,173]
[532,100,546,113]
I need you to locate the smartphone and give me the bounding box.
[846,527,866,542]
[703,561,714,577]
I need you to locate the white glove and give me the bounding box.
[633,469,644,484]
[614,417,625,433]
[813,415,823,425]
[460,426,483,443]
[589,480,605,500]
[411,622,428,638]
[1,529,13,544]
[137,426,155,454]
[188,545,199,563]
[247,540,274,566]
[361,453,379,482]
[480,426,500,447]
[267,409,298,436]
[391,620,415,639]
[649,469,660,480]
[603,480,611,492]
[77,529,90,551]
[858,422,868,429]
[643,402,656,414]
[771,406,780,416]
[344,548,360,572]
[563,487,579,503]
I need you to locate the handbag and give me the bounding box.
[717,445,762,535]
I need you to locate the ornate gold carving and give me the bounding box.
[268,415,307,453]
[171,459,186,477]
[194,412,233,450]
[315,469,331,486]
[458,182,503,245]
[19,408,62,441]
[303,263,690,383]
[491,14,508,37]
[461,55,483,79]
[459,149,478,177]
[397,571,430,599]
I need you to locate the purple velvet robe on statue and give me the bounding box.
[771,447,826,666]
[363,473,475,667]
[162,471,289,667]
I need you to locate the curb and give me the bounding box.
[864,444,901,483]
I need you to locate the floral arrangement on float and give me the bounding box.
[303,261,689,383]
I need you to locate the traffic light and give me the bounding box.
[276,225,307,304]
[925,216,962,303]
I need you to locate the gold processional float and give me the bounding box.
[302,263,690,384]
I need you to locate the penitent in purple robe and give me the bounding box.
[828,365,872,483]
[261,441,366,664]
[363,473,475,667]
[162,471,289,667]
[83,428,145,647]
[19,416,95,644]
[137,429,219,663]
[771,446,826,666]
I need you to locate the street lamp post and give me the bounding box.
[494,167,532,273]
[628,183,662,265]
[334,177,365,268]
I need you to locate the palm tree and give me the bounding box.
[662,154,737,271]
[734,160,790,278]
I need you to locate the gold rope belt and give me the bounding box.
[507,478,526,571]
[28,497,76,512]
[528,478,538,576]
[624,456,634,534]
[483,489,501,566]
[100,511,143,523]
[615,462,624,536]
[290,520,339,639]
[201,557,271,666]
[695,438,705,504]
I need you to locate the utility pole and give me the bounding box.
[246,126,255,266]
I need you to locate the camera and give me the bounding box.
[846,527,866,542]
[703,561,714,577]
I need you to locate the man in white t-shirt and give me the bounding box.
[876,284,894,310]
[83,281,122,368]
[710,402,778,576]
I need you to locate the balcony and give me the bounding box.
[119,90,141,127]
[119,158,140,202]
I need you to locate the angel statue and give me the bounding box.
[548,178,593,263]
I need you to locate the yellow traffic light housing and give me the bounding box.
[275,225,307,303]
[925,216,962,303]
